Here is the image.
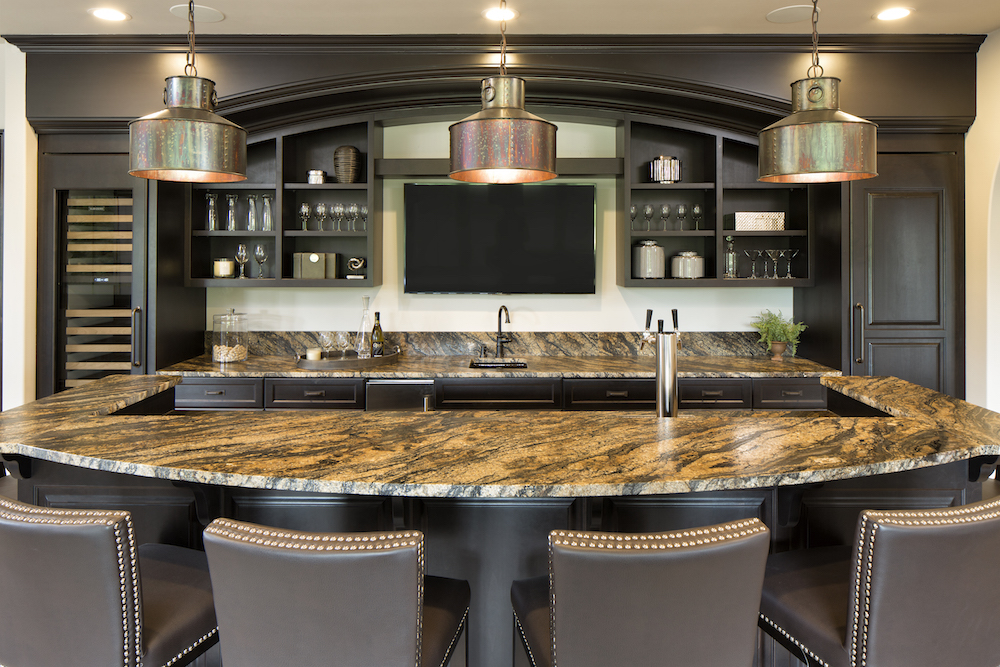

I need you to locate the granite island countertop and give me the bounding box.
[158,354,841,379]
[1,374,998,498]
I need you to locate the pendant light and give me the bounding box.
[758,0,877,183]
[129,1,246,183]
[449,0,557,184]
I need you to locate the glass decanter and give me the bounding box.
[206,193,219,231]
[226,194,239,232]
[355,295,373,359]
[261,195,274,232]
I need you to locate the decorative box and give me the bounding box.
[292,252,325,279]
[734,212,785,231]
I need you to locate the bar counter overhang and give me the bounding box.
[3,374,999,667]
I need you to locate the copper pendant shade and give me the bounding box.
[449,76,557,184]
[758,77,877,183]
[128,0,246,183]
[129,76,247,183]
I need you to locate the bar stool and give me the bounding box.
[510,518,770,667]
[758,496,1000,667]
[0,497,218,667]
[203,517,470,667]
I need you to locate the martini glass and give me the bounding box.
[784,249,800,278]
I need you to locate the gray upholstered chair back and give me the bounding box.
[0,496,142,667]
[204,517,425,667]
[549,518,770,667]
[844,498,1000,667]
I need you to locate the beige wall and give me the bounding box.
[965,29,1000,410]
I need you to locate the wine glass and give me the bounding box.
[332,203,346,232]
[358,205,368,232]
[235,243,249,279]
[314,203,328,231]
[659,204,671,231]
[766,249,782,279]
[675,204,688,231]
[629,204,638,230]
[744,249,760,279]
[347,204,360,232]
[643,204,654,231]
[784,249,800,278]
[691,204,704,230]
[298,202,311,231]
[254,244,268,278]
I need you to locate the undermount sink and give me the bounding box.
[469,358,528,369]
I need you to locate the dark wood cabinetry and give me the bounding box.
[434,377,564,410]
[264,378,365,410]
[174,378,265,410]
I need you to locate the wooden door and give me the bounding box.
[849,141,963,396]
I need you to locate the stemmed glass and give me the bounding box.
[235,243,249,279]
[766,249,782,279]
[254,244,268,278]
[347,204,360,232]
[744,249,760,279]
[659,204,671,231]
[629,205,638,231]
[298,203,311,231]
[643,204,654,231]
[784,249,800,278]
[692,204,704,230]
[314,203,328,231]
[332,203,345,232]
[358,205,368,232]
[675,204,688,231]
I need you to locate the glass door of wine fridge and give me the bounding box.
[58,190,139,391]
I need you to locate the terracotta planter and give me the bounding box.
[769,341,787,361]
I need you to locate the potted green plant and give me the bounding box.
[750,310,807,360]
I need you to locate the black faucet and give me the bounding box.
[496,305,511,358]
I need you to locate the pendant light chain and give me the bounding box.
[185,0,197,77]
[498,0,508,76]
[807,0,823,79]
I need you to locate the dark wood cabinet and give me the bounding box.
[174,378,265,410]
[434,378,564,410]
[679,378,753,409]
[263,377,365,410]
[752,378,827,410]
[563,378,655,410]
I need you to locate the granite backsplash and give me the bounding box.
[206,331,765,358]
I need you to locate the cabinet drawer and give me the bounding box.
[752,378,827,410]
[564,379,654,410]
[435,378,563,410]
[174,378,264,410]
[678,379,752,409]
[264,378,365,410]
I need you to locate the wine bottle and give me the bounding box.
[371,311,384,357]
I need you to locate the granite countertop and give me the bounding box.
[158,354,841,379]
[1,374,997,498]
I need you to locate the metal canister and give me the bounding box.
[650,156,682,183]
[671,251,705,279]
[633,240,666,278]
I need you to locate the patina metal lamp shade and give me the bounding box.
[129,76,247,183]
[758,77,877,183]
[449,76,557,184]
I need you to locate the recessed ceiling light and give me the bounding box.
[88,7,131,21]
[765,5,815,24]
[169,4,225,23]
[483,6,519,21]
[875,7,912,20]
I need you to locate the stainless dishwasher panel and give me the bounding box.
[365,379,435,411]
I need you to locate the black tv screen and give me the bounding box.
[404,183,596,294]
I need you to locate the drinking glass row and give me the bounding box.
[743,249,799,279]
[299,202,368,232]
[231,243,268,279]
[630,203,704,231]
[206,194,274,232]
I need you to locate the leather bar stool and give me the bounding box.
[758,496,1000,667]
[0,497,218,667]
[203,517,470,667]
[511,518,770,667]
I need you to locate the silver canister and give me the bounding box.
[671,251,705,279]
[307,170,326,184]
[650,156,682,183]
[633,240,666,279]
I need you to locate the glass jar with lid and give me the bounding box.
[212,308,248,363]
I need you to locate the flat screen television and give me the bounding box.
[404,183,596,294]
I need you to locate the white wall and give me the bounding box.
[208,121,794,333]
[965,29,1000,410]
[1,40,37,409]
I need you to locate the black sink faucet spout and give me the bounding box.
[496,305,511,358]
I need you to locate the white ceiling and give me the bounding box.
[1,0,999,37]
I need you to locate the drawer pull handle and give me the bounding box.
[304,390,326,397]
[701,390,724,397]
[781,390,804,397]
[606,390,629,398]
[205,390,225,396]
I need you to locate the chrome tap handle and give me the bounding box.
[671,309,679,332]
[645,309,653,331]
